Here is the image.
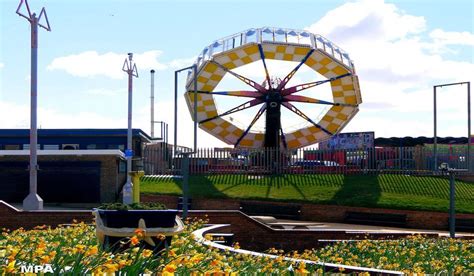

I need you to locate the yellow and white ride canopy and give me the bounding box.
[184,27,362,149]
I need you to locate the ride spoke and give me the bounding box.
[284,95,356,107]
[258,44,272,89]
[281,102,333,136]
[211,60,267,92]
[195,90,262,98]
[277,49,314,90]
[281,72,352,96]
[235,104,267,147]
[199,98,263,124]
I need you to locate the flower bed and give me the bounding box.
[0,220,472,274]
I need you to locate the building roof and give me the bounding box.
[375,136,468,147]
[0,149,125,158]
[0,129,152,142]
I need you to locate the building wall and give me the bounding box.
[142,194,474,231]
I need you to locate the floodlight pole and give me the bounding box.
[122,53,138,204]
[433,82,471,172]
[17,0,51,211]
[150,69,155,138]
[174,64,198,219]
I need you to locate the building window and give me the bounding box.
[44,145,60,150]
[23,144,40,150]
[108,144,125,150]
[4,145,20,150]
[87,144,97,149]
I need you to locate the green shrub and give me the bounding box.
[97,202,167,210]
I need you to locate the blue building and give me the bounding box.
[0,128,152,156]
[0,129,154,203]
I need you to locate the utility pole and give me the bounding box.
[17,0,51,210]
[122,53,138,204]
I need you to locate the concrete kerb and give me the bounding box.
[193,224,404,275]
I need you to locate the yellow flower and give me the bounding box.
[5,260,16,273]
[104,263,118,273]
[142,249,153,258]
[157,234,167,241]
[86,245,98,256]
[296,262,309,274]
[74,244,86,254]
[169,249,177,257]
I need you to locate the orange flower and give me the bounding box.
[164,263,177,273]
[210,259,221,267]
[130,236,140,246]
[40,255,51,264]
[134,228,145,238]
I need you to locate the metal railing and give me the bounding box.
[143,145,472,176]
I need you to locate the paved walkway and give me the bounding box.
[251,216,474,237]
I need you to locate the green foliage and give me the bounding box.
[98,202,167,210]
[1,221,472,274]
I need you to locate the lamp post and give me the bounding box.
[174,64,197,219]
[122,53,138,204]
[439,163,467,238]
[17,0,51,210]
[433,82,471,172]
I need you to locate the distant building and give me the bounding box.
[0,129,153,204]
[0,128,152,156]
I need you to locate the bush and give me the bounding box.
[97,202,167,210]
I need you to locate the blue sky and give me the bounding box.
[0,0,473,148]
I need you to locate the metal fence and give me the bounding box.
[143,145,471,176]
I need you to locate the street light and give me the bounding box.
[174,64,197,219]
[122,53,138,204]
[438,162,467,238]
[16,0,51,210]
[433,82,471,172]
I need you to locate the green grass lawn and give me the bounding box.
[140,174,474,213]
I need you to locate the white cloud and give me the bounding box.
[307,0,426,43]
[303,0,473,139]
[0,63,4,69]
[83,88,125,97]
[47,50,167,79]
[168,57,197,69]
[0,101,125,129]
[0,99,228,148]
[430,29,474,46]
[305,0,473,84]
